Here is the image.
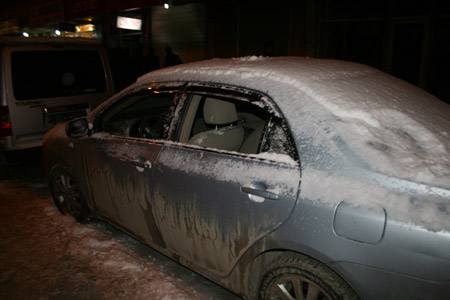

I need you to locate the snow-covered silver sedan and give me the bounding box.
[43,57,450,300]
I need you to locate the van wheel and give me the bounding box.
[49,164,88,223]
[258,253,359,300]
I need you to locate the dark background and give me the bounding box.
[1,0,450,104]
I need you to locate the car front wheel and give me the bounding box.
[49,164,88,222]
[258,253,359,300]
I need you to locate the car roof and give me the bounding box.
[138,56,450,189]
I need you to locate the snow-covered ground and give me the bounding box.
[0,163,241,300]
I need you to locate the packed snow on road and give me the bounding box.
[0,175,239,300]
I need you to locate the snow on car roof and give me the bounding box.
[140,56,450,190]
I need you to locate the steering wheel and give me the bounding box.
[138,116,161,139]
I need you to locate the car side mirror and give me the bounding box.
[66,117,90,138]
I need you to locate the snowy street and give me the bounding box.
[0,160,241,300]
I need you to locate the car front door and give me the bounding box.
[83,87,180,247]
[151,87,301,276]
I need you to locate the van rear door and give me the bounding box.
[2,42,114,150]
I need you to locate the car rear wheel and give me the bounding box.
[49,164,88,222]
[258,253,359,300]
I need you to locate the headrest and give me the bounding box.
[203,98,238,125]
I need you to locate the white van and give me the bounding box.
[0,37,114,172]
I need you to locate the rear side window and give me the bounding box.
[11,50,107,100]
[177,92,298,161]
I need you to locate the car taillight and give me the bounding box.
[0,106,12,136]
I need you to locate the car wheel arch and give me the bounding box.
[237,244,360,299]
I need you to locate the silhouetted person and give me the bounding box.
[263,41,275,57]
[164,46,182,67]
[141,47,160,74]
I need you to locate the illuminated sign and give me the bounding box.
[116,16,142,30]
[76,24,94,32]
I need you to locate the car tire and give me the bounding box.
[49,164,88,223]
[258,252,359,300]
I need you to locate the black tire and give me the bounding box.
[258,253,359,300]
[49,164,88,223]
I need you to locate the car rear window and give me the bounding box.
[11,50,107,100]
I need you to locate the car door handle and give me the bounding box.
[133,156,152,169]
[241,182,279,201]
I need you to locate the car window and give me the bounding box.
[11,50,107,100]
[98,91,176,139]
[177,93,296,159]
[260,117,298,160]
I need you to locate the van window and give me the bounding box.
[11,51,107,100]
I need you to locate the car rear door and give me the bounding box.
[151,86,301,276]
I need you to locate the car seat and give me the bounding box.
[239,124,265,154]
[188,98,244,151]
